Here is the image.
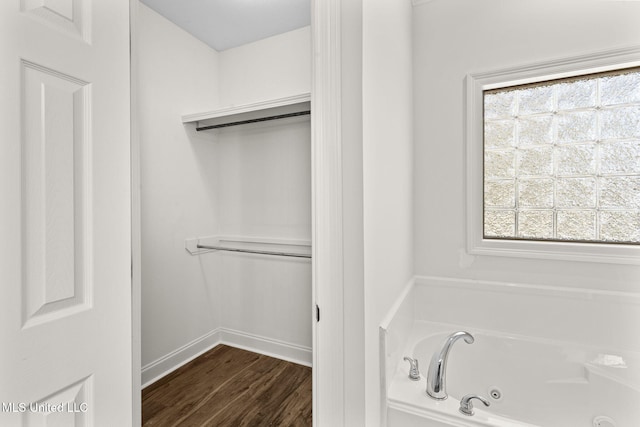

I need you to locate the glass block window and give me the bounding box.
[483,67,640,244]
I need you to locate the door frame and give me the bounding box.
[130,0,142,424]
[310,0,346,425]
[129,0,348,425]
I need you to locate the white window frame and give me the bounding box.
[465,45,640,265]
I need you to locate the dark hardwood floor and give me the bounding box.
[142,345,312,426]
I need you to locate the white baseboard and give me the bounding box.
[141,328,312,389]
[141,328,221,389]
[219,328,312,368]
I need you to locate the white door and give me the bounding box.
[0,1,132,426]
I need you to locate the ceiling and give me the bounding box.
[140,0,311,52]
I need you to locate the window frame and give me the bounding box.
[465,45,640,265]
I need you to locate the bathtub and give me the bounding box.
[386,322,640,427]
[380,277,640,427]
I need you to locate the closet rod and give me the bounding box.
[196,244,312,258]
[196,110,311,131]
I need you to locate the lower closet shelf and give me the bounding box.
[185,236,312,259]
[196,244,311,258]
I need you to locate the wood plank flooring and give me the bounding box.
[142,345,312,427]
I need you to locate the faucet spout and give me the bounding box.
[426,331,474,400]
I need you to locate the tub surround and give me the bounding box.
[411,277,640,353]
[381,276,640,427]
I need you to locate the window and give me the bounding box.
[466,47,640,264]
[483,68,640,244]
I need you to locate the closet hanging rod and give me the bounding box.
[196,244,312,258]
[196,110,311,131]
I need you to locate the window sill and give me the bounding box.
[467,237,640,265]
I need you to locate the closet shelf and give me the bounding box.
[182,93,311,131]
[196,244,311,258]
[185,236,312,259]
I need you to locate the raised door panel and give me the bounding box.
[23,377,91,426]
[21,61,91,328]
[21,0,90,42]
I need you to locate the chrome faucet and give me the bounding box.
[426,331,474,400]
[459,394,490,416]
[403,356,421,381]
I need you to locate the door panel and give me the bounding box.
[0,1,132,425]
[21,61,91,328]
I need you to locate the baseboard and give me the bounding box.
[141,328,312,389]
[141,329,222,388]
[219,328,312,368]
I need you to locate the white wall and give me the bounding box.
[214,120,312,356]
[138,4,221,367]
[413,0,640,292]
[213,25,313,360]
[362,1,414,425]
[139,3,312,375]
[219,26,311,106]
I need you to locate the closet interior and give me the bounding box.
[137,0,312,402]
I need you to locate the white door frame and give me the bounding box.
[129,0,348,425]
[311,0,347,425]
[130,0,143,425]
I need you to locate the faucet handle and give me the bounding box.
[459,394,490,416]
[403,357,421,381]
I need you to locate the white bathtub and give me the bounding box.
[380,277,640,427]
[386,322,640,427]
